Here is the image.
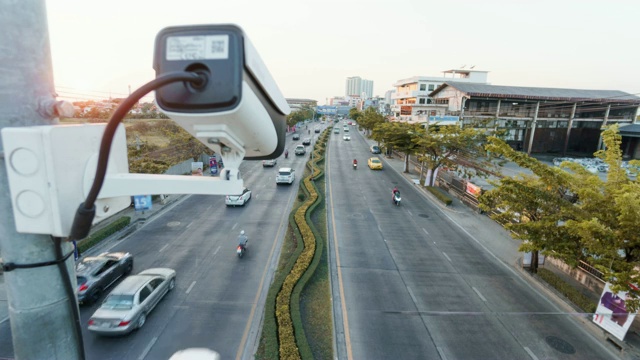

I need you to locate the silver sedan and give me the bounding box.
[88,268,176,335]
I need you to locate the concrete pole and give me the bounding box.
[597,104,612,151]
[0,2,82,359]
[562,103,577,156]
[526,102,540,155]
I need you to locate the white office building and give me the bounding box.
[346,76,373,99]
[391,69,489,123]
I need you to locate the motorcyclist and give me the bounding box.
[353,159,358,166]
[285,149,289,158]
[238,230,248,249]
[393,186,399,195]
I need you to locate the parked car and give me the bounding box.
[76,252,134,305]
[295,144,306,155]
[302,138,311,146]
[225,187,252,206]
[88,268,176,335]
[343,134,351,141]
[262,159,277,167]
[276,167,295,185]
[370,145,381,154]
[368,157,383,170]
[292,133,300,140]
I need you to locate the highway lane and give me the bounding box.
[0,127,319,360]
[328,125,618,360]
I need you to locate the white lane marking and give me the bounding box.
[407,210,413,216]
[523,347,539,360]
[472,287,487,302]
[442,252,452,263]
[158,244,170,252]
[407,286,418,304]
[436,347,448,360]
[213,246,221,255]
[138,336,158,360]
[186,221,193,228]
[207,205,212,211]
[422,228,429,235]
[186,281,197,294]
[378,225,382,232]
[232,223,238,230]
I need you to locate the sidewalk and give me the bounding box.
[358,131,640,358]
[0,193,186,326]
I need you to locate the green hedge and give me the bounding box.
[77,216,131,254]
[537,268,597,314]
[426,186,453,206]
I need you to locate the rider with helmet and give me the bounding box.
[238,230,248,249]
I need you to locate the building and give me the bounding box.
[346,76,373,98]
[286,98,317,111]
[391,69,489,122]
[429,82,640,157]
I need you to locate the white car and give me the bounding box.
[276,167,295,185]
[88,268,176,336]
[343,134,351,141]
[225,187,252,206]
[294,145,306,155]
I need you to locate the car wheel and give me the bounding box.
[168,278,176,291]
[137,313,146,329]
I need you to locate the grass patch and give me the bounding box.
[300,173,333,359]
[77,216,131,255]
[255,190,306,360]
[537,268,598,314]
[426,186,453,205]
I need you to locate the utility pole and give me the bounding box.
[0,2,82,359]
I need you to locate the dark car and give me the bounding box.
[76,252,134,305]
[292,133,300,140]
[314,127,321,133]
[302,138,311,145]
[370,145,381,154]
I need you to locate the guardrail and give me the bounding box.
[577,260,605,282]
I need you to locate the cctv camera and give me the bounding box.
[153,24,290,160]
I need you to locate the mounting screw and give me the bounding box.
[103,205,110,213]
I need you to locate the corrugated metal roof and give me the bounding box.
[619,123,640,135]
[431,82,640,103]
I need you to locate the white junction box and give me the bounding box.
[1,124,130,237]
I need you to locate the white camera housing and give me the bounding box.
[153,24,290,162]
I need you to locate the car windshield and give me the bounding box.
[77,276,87,286]
[279,171,291,176]
[372,159,380,164]
[101,295,134,310]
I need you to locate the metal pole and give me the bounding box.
[0,1,82,359]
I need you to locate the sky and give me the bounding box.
[46,0,640,105]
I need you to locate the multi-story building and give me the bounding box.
[429,82,640,157]
[346,76,373,98]
[286,98,317,111]
[391,69,489,122]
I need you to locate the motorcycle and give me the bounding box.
[393,191,401,206]
[285,150,289,159]
[237,244,246,258]
[353,163,357,170]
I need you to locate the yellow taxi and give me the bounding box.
[367,157,383,170]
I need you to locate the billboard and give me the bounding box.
[593,283,638,341]
[317,106,337,115]
[429,115,460,125]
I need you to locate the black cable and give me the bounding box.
[69,71,204,241]
[52,236,85,360]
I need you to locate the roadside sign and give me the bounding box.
[133,195,152,211]
[593,282,638,341]
[209,156,218,175]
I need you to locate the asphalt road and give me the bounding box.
[327,125,619,360]
[0,125,325,360]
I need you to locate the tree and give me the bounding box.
[372,122,422,173]
[480,125,640,309]
[359,107,386,136]
[479,139,582,273]
[349,107,361,123]
[414,124,490,186]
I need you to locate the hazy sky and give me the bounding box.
[47,0,640,105]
